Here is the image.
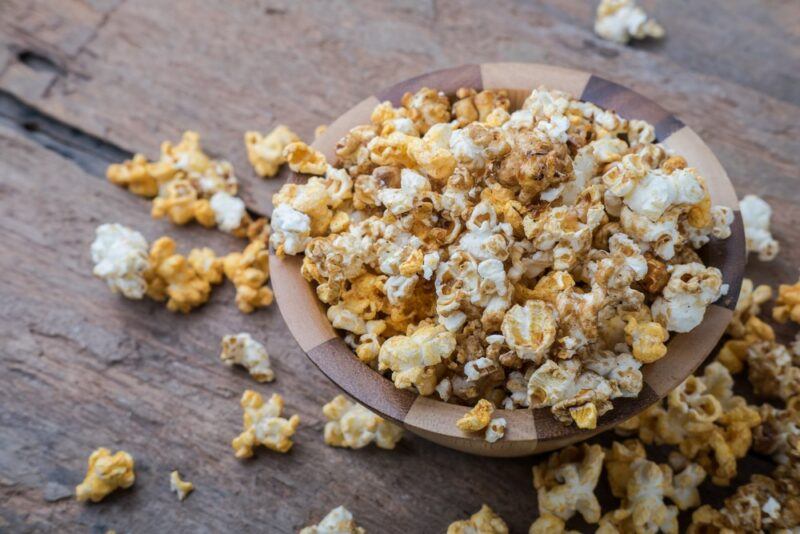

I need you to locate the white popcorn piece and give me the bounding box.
[220,333,274,383]
[91,223,150,299]
[209,191,246,233]
[740,194,780,261]
[623,168,706,222]
[300,506,365,534]
[231,391,300,457]
[652,263,726,332]
[269,203,311,255]
[169,470,194,501]
[534,443,605,523]
[594,0,665,44]
[378,324,456,395]
[501,300,557,362]
[322,395,403,449]
[485,417,507,443]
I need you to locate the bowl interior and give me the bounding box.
[269,63,745,457]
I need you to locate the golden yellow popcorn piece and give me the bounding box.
[283,141,327,175]
[144,237,212,313]
[367,132,417,168]
[533,444,605,524]
[231,390,300,458]
[223,240,273,313]
[529,512,579,534]
[314,124,328,138]
[625,316,669,363]
[401,87,451,133]
[456,399,494,432]
[221,333,274,382]
[187,247,224,285]
[322,395,403,449]
[244,125,300,177]
[151,180,216,227]
[605,440,646,498]
[300,506,365,534]
[447,504,508,534]
[169,470,193,501]
[378,324,456,395]
[75,448,135,503]
[106,153,159,197]
[774,279,800,324]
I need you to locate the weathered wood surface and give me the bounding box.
[0,1,798,532]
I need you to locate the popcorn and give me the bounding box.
[187,247,224,286]
[401,87,451,133]
[209,191,246,233]
[169,471,194,501]
[740,194,779,261]
[651,263,726,332]
[75,448,135,502]
[594,0,665,44]
[106,153,159,197]
[446,504,508,534]
[485,417,506,443]
[145,237,213,313]
[625,316,669,363]
[501,300,557,362]
[322,395,403,449]
[91,223,150,299]
[231,390,299,457]
[270,203,312,256]
[244,125,300,177]
[746,341,800,401]
[624,458,679,534]
[220,333,275,382]
[533,444,605,523]
[300,506,365,534]
[378,324,456,395]
[456,399,494,432]
[529,513,579,534]
[223,240,274,313]
[283,141,327,175]
[754,398,800,464]
[774,278,800,324]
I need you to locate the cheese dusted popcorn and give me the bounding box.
[220,333,274,382]
[533,444,605,524]
[91,223,150,299]
[774,278,800,324]
[107,153,159,197]
[300,506,365,534]
[278,85,733,428]
[322,395,403,449]
[169,470,194,501]
[594,0,665,44]
[244,125,300,177]
[75,448,135,503]
[456,399,494,432]
[223,240,274,313]
[231,390,299,457]
[740,194,779,261]
[284,141,327,175]
[145,237,214,313]
[446,504,508,534]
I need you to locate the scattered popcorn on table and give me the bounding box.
[300,505,365,534]
[220,333,275,382]
[533,443,605,524]
[231,390,300,458]
[223,240,274,313]
[754,396,800,465]
[740,194,779,261]
[91,223,150,299]
[244,125,300,177]
[446,504,508,534]
[315,124,328,138]
[322,395,403,449]
[456,399,494,432]
[274,85,733,428]
[75,448,135,503]
[169,470,194,501]
[594,0,665,44]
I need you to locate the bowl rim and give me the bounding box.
[269,62,745,456]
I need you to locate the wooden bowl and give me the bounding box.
[270,63,745,457]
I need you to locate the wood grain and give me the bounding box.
[0,1,798,532]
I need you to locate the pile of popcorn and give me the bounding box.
[271,84,734,431]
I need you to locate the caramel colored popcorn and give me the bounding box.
[169,470,194,501]
[740,194,779,261]
[533,444,605,524]
[594,0,665,44]
[322,395,403,449]
[274,85,732,428]
[231,390,299,458]
[284,141,327,175]
[91,223,150,299]
[754,398,800,465]
[447,504,508,534]
[774,278,800,324]
[244,125,300,177]
[300,506,365,534]
[106,153,159,197]
[75,448,135,503]
[529,513,580,534]
[220,333,275,382]
[456,399,494,432]
[223,240,274,313]
[145,237,214,313]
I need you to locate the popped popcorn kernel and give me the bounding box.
[533,443,605,523]
[244,125,300,177]
[447,504,508,534]
[91,223,150,299]
[501,300,557,362]
[594,0,665,44]
[232,390,299,457]
[283,141,327,175]
[485,417,507,443]
[145,237,213,313]
[401,87,451,133]
[378,324,456,395]
[322,395,403,449]
[75,448,135,503]
[223,240,273,313]
[300,506,365,534]
[106,153,158,197]
[169,470,193,501]
[625,316,669,363]
[740,194,779,261]
[774,278,800,324]
[220,333,274,382]
[456,399,495,432]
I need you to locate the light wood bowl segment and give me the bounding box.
[270,63,746,457]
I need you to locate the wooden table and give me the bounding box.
[1,1,798,532]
